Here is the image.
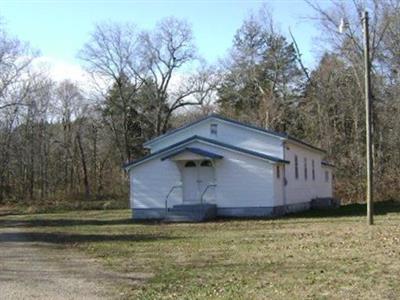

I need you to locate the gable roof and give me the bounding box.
[124,135,289,170]
[321,160,335,168]
[143,114,326,153]
[161,147,224,161]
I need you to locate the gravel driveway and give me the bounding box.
[0,221,122,300]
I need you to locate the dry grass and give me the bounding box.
[1,201,400,299]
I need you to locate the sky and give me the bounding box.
[0,0,331,82]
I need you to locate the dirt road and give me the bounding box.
[0,222,121,300]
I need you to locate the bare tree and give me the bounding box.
[55,81,83,194]
[79,18,217,162]
[79,22,147,162]
[303,0,400,202]
[139,17,200,134]
[0,24,37,110]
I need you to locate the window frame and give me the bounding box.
[210,123,218,136]
[294,155,299,179]
[312,159,315,181]
[304,157,308,180]
[200,160,212,167]
[184,161,197,168]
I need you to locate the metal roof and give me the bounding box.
[321,161,335,168]
[123,135,289,170]
[143,114,326,153]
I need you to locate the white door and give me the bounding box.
[198,160,215,203]
[182,161,199,202]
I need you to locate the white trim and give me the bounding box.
[198,140,281,165]
[127,138,282,171]
[215,118,286,140]
[321,164,334,169]
[144,116,285,148]
[145,116,325,156]
[286,140,326,154]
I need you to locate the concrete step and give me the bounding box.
[172,203,215,210]
[163,214,203,223]
[164,203,217,222]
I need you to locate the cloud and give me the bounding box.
[33,56,90,84]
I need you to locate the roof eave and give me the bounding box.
[124,135,289,170]
[142,115,215,147]
[143,114,287,148]
[160,147,224,161]
[321,161,335,168]
[286,136,326,154]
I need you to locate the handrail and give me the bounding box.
[200,183,217,204]
[165,185,182,213]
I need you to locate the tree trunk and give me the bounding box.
[76,131,90,199]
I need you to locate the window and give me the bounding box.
[311,160,315,180]
[276,166,280,179]
[210,123,218,136]
[325,171,329,182]
[294,155,299,179]
[184,161,196,168]
[304,157,308,180]
[200,160,212,167]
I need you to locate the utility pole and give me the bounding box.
[340,11,374,225]
[363,11,374,225]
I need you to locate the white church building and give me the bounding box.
[124,114,335,221]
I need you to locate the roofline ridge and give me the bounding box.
[142,114,325,154]
[143,114,286,147]
[124,134,289,170]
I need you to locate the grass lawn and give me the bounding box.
[1,202,400,299]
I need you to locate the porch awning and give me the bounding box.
[161,147,224,161]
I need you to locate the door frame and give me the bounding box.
[180,159,216,203]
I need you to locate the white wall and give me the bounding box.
[178,142,276,208]
[130,158,182,209]
[284,142,332,204]
[131,140,277,209]
[131,136,333,210]
[320,166,333,198]
[273,164,285,206]
[149,122,210,153]
[148,118,285,159]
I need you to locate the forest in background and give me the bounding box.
[1,0,400,208]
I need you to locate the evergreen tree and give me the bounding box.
[217,13,304,132]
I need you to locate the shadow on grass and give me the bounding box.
[0,231,179,244]
[211,200,400,224]
[0,218,135,228]
[2,201,400,229]
[287,200,400,219]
